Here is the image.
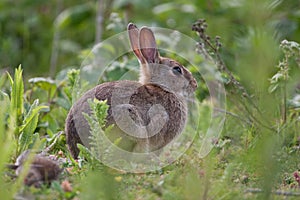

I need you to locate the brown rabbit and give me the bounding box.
[65,23,197,158]
[8,150,62,187]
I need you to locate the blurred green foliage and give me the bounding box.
[1,0,299,76]
[0,0,300,200]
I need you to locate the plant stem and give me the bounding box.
[95,0,104,44]
[192,19,274,131]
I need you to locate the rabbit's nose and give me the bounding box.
[190,79,198,90]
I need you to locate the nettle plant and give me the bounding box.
[0,66,80,159]
[5,66,48,156]
[269,40,300,123]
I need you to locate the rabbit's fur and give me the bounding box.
[65,23,197,158]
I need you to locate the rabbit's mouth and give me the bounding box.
[190,78,198,91]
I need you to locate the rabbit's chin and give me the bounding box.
[167,90,194,104]
[180,88,197,102]
[182,91,195,101]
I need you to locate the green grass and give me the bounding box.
[1,60,299,200]
[1,18,300,200]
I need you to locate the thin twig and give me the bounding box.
[95,0,104,44]
[213,107,252,125]
[95,0,114,44]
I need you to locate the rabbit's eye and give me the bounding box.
[172,66,182,75]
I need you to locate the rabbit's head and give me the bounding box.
[128,23,197,98]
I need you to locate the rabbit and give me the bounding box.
[65,23,198,158]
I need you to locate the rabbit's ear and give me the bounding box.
[139,27,160,63]
[128,23,145,63]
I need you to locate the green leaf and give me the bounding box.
[29,132,40,149]
[0,86,15,200]
[6,72,13,87]
[268,84,279,93]
[19,99,48,132]
[28,77,57,99]
[18,115,38,152]
[0,93,10,141]
[54,3,94,30]
[0,72,7,89]
[77,143,96,163]
[28,77,56,90]
[54,96,71,110]
[18,99,48,152]
[6,65,24,140]
[9,65,24,120]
